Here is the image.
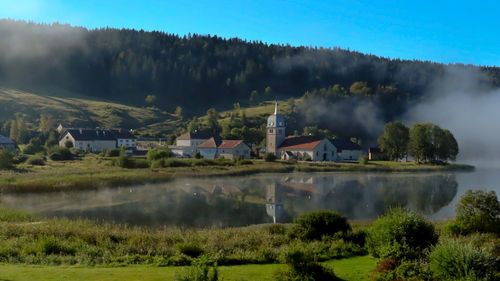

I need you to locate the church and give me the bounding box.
[266,103,363,162]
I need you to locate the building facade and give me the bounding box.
[59,129,136,152]
[198,137,250,159]
[0,135,15,151]
[169,131,214,157]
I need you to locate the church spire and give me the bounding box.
[274,101,278,115]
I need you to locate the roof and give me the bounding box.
[110,129,136,139]
[330,139,363,150]
[279,136,323,150]
[177,130,214,140]
[64,129,116,141]
[369,147,382,153]
[198,137,223,148]
[0,135,14,144]
[267,102,286,127]
[219,140,244,149]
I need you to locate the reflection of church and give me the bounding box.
[266,182,285,223]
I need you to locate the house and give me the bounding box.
[111,129,137,149]
[279,136,338,161]
[330,139,364,162]
[198,137,251,159]
[368,147,388,161]
[59,129,137,152]
[0,135,15,151]
[169,130,214,157]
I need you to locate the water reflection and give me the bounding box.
[0,172,459,227]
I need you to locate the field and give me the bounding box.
[0,256,377,281]
[0,154,474,193]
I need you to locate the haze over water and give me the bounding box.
[2,168,498,227]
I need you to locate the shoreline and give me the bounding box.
[0,158,475,193]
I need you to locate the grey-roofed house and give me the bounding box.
[330,139,364,162]
[111,129,137,149]
[59,129,117,152]
[0,135,15,151]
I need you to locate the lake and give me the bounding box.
[1,167,499,227]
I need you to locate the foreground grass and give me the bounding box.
[0,154,474,193]
[0,255,377,281]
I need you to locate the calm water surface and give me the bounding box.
[2,167,499,227]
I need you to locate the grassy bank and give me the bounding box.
[0,255,378,281]
[0,154,474,193]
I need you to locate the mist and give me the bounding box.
[404,66,500,162]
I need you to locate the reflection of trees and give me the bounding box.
[377,174,458,215]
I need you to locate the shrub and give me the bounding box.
[429,239,498,281]
[175,243,204,258]
[22,143,45,155]
[12,154,27,164]
[237,159,253,165]
[264,152,277,162]
[448,190,500,235]
[164,159,190,167]
[112,155,135,169]
[359,154,369,165]
[175,255,219,281]
[274,247,339,281]
[64,140,73,148]
[289,210,351,241]
[134,159,150,168]
[26,155,45,166]
[147,147,173,162]
[195,152,202,159]
[48,147,73,161]
[105,149,121,157]
[0,149,14,170]
[366,208,437,260]
[370,259,433,281]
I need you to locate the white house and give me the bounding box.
[111,129,137,149]
[198,137,251,159]
[59,129,137,152]
[169,131,214,157]
[0,135,15,151]
[330,139,363,161]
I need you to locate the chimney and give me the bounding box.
[79,129,82,134]
[96,130,99,136]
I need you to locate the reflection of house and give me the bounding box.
[266,103,363,162]
[330,139,363,161]
[169,131,214,157]
[198,137,250,159]
[368,147,388,160]
[0,135,15,151]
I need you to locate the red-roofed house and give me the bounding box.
[278,135,337,161]
[169,130,215,157]
[198,137,250,159]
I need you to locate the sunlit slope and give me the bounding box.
[0,88,170,129]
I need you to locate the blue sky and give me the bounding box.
[1,0,499,66]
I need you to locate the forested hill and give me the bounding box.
[1,19,499,115]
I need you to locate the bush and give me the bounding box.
[195,152,202,159]
[264,152,277,162]
[175,255,219,281]
[64,140,73,148]
[12,154,27,164]
[112,155,135,169]
[0,149,14,170]
[105,149,121,157]
[366,208,438,260]
[176,243,204,258]
[164,159,190,167]
[429,239,498,281]
[22,143,45,155]
[448,190,500,235]
[147,147,173,162]
[370,259,433,281]
[274,247,339,281]
[26,155,45,166]
[48,147,73,161]
[359,154,369,165]
[289,210,351,241]
[134,159,150,168]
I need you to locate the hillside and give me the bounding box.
[0,88,173,130]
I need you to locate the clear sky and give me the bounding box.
[1,0,499,66]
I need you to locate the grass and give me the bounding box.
[0,154,474,193]
[0,255,377,281]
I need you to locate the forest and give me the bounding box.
[1,19,500,143]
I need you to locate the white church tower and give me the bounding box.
[266,102,286,155]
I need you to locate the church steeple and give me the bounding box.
[266,102,286,155]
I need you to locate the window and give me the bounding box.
[269,129,274,133]
[316,152,319,156]
[278,129,282,134]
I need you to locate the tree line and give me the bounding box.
[378,121,459,162]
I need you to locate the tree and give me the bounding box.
[145,94,157,105]
[452,190,500,234]
[39,114,55,133]
[0,149,14,170]
[408,123,433,163]
[249,90,260,106]
[206,108,221,135]
[377,121,409,161]
[349,81,371,96]
[434,129,459,161]
[186,117,201,132]
[175,106,183,120]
